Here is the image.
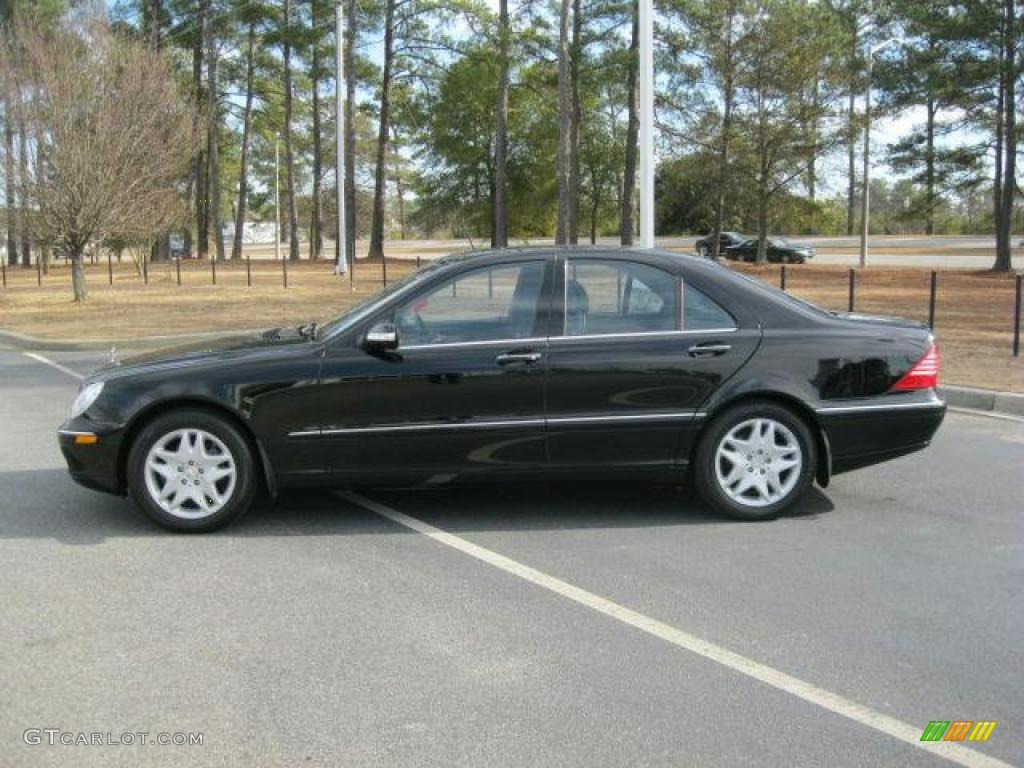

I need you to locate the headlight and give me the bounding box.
[71,381,104,419]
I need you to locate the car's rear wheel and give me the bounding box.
[126,409,256,532]
[693,401,817,520]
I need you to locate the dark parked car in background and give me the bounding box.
[725,237,815,263]
[695,231,748,258]
[59,247,943,532]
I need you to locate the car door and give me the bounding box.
[314,256,553,485]
[544,254,760,475]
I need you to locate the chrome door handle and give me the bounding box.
[688,343,732,358]
[496,351,543,365]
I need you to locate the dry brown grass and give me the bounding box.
[2,257,1021,392]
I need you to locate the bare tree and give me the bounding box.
[10,19,194,300]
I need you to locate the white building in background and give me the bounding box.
[222,221,280,245]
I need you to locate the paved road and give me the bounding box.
[1,348,1022,768]
[236,236,1021,270]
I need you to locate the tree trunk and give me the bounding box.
[207,45,224,261]
[71,248,87,302]
[620,0,639,246]
[846,24,858,237]
[232,23,256,260]
[368,0,396,261]
[17,113,30,267]
[568,0,582,244]
[756,175,769,265]
[712,0,736,259]
[391,124,407,240]
[149,0,161,49]
[994,0,1016,272]
[193,4,208,260]
[283,0,300,260]
[554,0,572,245]
[993,12,1004,261]
[309,0,323,260]
[5,96,18,266]
[344,0,357,266]
[925,94,936,236]
[492,0,510,249]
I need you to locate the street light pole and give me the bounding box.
[334,0,348,277]
[274,133,281,263]
[860,37,903,269]
[637,0,654,249]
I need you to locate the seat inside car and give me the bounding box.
[566,278,590,335]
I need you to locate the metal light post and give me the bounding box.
[334,0,349,277]
[274,134,281,262]
[638,0,655,249]
[860,37,904,268]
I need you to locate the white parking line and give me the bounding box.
[22,351,85,381]
[342,490,1014,768]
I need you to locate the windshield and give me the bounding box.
[769,238,790,247]
[316,260,447,339]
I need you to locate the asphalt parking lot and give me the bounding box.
[1,347,1021,768]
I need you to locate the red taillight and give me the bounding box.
[891,344,940,391]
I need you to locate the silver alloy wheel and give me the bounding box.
[144,428,236,519]
[714,417,802,508]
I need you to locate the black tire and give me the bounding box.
[126,408,257,532]
[693,400,817,521]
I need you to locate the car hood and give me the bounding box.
[91,328,311,381]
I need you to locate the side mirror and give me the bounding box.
[363,322,399,351]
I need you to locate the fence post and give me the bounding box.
[36,252,42,286]
[1014,273,1021,358]
[108,252,113,286]
[416,254,421,270]
[847,268,855,312]
[382,254,388,287]
[176,257,182,286]
[928,271,937,329]
[143,252,148,285]
[246,253,252,287]
[1,261,5,288]
[780,265,787,291]
[282,256,288,288]
[211,255,217,285]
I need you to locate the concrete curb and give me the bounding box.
[0,328,262,352]
[938,385,1024,418]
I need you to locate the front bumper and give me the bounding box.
[58,421,126,495]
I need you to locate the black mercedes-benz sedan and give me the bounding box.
[59,247,944,531]
[725,237,815,263]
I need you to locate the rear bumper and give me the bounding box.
[58,422,125,495]
[816,394,946,475]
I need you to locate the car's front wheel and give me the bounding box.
[693,401,817,520]
[126,409,257,532]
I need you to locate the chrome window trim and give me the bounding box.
[58,429,98,437]
[287,410,707,438]
[399,336,547,352]
[549,328,738,342]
